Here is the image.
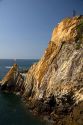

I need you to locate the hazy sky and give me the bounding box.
[0,0,83,59]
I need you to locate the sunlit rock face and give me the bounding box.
[0,64,25,93]
[23,16,83,125]
[0,64,19,90]
[24,16,83,99]
[1,16,83,125]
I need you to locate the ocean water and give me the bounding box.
[0,59,38,80]
[0,59,48,125]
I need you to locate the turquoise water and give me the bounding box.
[0,59,48,125]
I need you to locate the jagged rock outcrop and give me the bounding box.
[24,16,83,125]
[1,16,83,125]
[0,64,18,90]
[0,64,25,94]
[24,16,83,98]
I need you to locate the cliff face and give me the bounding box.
[23,16,83,125]
[1,16,83,125]
[24,16,83,99]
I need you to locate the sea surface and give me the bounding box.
[0,59,48,125]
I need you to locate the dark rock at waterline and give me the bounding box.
[22,16,83,125]
[0,16,83,125]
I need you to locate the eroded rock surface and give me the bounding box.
[24,16,83,125]
[0,64,25,94]
[0,64,18,90]
[1,16,83,125]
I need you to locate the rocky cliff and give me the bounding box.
[0,16,83,125]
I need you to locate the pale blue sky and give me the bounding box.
[0,0,83,59]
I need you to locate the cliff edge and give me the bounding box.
[1,16,83,125]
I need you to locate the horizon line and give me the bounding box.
[0,58,39,60]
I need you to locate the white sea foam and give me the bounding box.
[5,66,12,69]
